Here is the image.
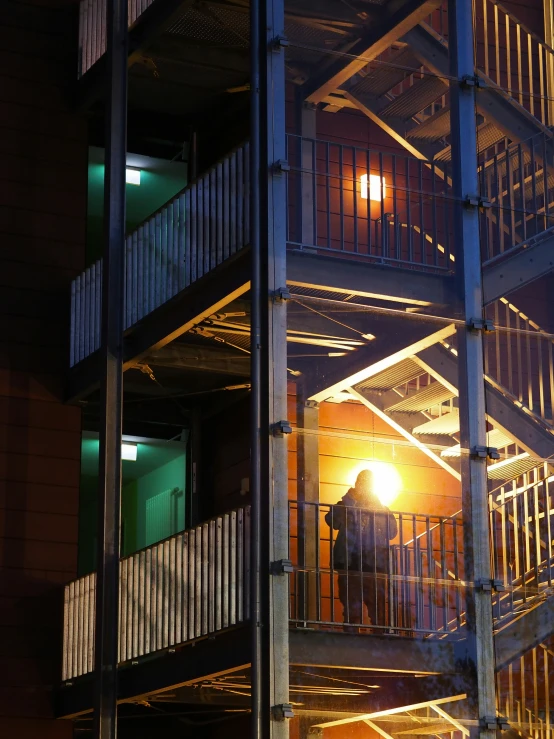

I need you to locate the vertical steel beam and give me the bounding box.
[250,0,288,732]
[93,0,128,735]
[448,0,496,735]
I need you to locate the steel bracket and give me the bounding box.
[273,420,293,436]
[461,74,486,89]
[468,317,495,333]
[273,286,291,302]
[272,703,295,720]
[471,445,500,460]
[271,35,290,51]
[480,715,510,731]
[475,578,506,592]
[464,195,491,209]
[305,399,319,409]
[273,159,290,174]
[271,558,294,575]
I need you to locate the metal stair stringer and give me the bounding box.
[402,23,554,150]
[414,343,554,463]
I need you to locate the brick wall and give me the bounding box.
[0,0,86,735]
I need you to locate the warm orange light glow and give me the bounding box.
[349,460,402,507]
[360,173,386,201]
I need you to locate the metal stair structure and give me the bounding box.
[316,0,554,266]
[337,2,554,160]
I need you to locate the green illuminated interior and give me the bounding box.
[78,433,187,575]
[86,147,188,265]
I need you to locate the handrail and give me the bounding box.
[288,500,464,636]
[62,506,250,682]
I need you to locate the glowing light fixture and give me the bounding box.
[121,442,138,461]
[360,173,386,201]
[349,460,402,507]
[126,168,141,186]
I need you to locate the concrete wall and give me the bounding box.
[0,0,86,734]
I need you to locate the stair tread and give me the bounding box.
[407,105,451,143]
[380,75,447,120]
[385,382,454,413]
[413,409,459,436]
[355,358,424,392]
[393,723,456,736]
[351,48,421,98]
[488,453,537,480]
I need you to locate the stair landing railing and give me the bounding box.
[62,506,250,682]
[288,500,465,637]
[286,134,455,271]
[70,142,250,367]
[78,0,155,77]
[426,0,554,129]
[489,463,554,625]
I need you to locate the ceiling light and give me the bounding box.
[126,168,141,186]
[360,173,386,201]
[121,442,138,461]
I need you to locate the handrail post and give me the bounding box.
[93,0,128,735]
[545,0,554,124]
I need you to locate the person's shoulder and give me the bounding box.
[341,489,356,504]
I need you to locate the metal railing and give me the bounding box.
[497,643,553,739]
[490,464,554,624]
[286,135,455,270]
[70,142,250,366]
[479,132,554,263]
[78,0,154,77]
[62,506,250,681]
[426,0,554,128]
[484,299,554,425]
[288,500,464,636]
[473,0,554,128]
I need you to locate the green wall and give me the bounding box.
[78,437,187,575]
[87,147,188,265]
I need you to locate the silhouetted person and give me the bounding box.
[325,469,397,631]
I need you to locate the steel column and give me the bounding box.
[448,0,496,735]
[93,0,128,735]
[250,0,289,733]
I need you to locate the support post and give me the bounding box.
[93,0,127,735]
[250,0,289,733]
[297,99,317,248]
[448,0,497,736]
[296,395,320,623]
[545,0,554,125]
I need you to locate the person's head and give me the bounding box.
[354,469,374,496]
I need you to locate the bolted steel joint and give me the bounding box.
[272,159,290,174]
[468,317,495,333]
[272,703,295,720]
[271,35,290,51]
[471,445,500,460]
[272,420,293,436]
[273,286,291,302]
[480,715,510,731]
[464,195,491,209]
[475,578,507,593]
[460,74,486,89]
[271,558,294,575]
